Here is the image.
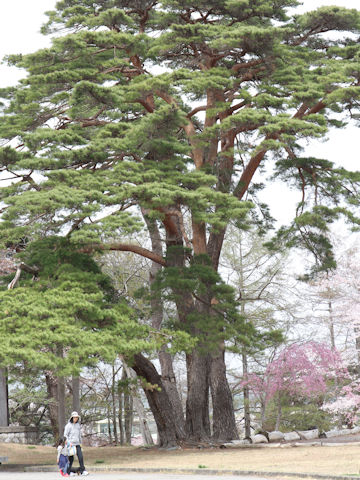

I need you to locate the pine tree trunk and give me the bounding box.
[132,353,185,447]
[72,376,80,413]
[159,349,185,436]
[143,210,186,435]
[208,227,239,440]
[0,369,8,427]
[58,376,66,437]
[210,348,239,441]
[163,214,212,442]
[45,373,59,440]
[153,209,236,444]
[185,351,211,441]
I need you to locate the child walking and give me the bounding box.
[57,437,70,477]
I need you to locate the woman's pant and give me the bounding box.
[68,445,85,473]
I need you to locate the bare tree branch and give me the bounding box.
[8,263,40,290]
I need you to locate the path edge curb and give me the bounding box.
[23,465,360,480]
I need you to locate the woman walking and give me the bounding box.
[64,411,89,476]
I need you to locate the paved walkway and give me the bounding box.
[0,473,272,480]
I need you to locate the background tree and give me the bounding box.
[220,225,293,437]
[0,238,159,439]
[307,242,360,364]
[0,0,359,444]
[240,341,346,431]
[297,240,360,428]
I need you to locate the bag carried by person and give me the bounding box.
[68,444,76,456]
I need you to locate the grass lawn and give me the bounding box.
[1,443,360,477]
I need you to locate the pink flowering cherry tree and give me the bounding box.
[322,379,360,427]
[240,342,347,430]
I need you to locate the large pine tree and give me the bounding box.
[0,0,359,444]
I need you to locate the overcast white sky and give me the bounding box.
[0,0,359,225]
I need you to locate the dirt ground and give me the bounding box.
[2,438,360,477]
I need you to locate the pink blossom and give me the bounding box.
[240,342,347,408]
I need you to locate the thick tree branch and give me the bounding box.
[293,99,326,119]
[232,59,264,73]
[226,100,248,116]
[234,148,268,200]
[187,105,207,118]
[136,98,155,113]
[80,243,166,266]
[234,98,327,200]
[7,244,165,290]
[306,101,326,115]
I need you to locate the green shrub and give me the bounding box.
[260,398,336,433]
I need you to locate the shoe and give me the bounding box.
[69,473,76,477]
[81,471,89,476]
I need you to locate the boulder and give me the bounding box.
[297,429,319,440]
[222,439,249,447]
[284,431,301,441]
[268,431,285,442]
[325,428,341,438]
[325,427,352,438]
[252,434,268,444]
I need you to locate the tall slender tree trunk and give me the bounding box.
[111,364,119,444]
[159,348,185,434]
[238,244,251,439]
[124,399,132,444]
[242,352,251,439]
[58,376,66,437]
[118,381,125,445]
[0,369,8,427]
[72,376,80,413]
[107,410,113,443]
[45,373,59,440]
[123,368,133,444]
